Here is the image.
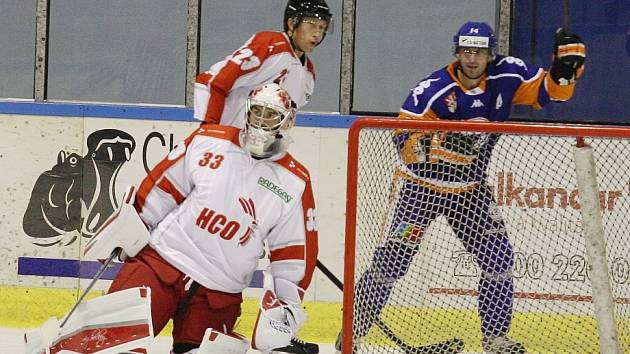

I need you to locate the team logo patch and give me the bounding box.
[471,99,484,108]
[394,222,424,243]
[238,197,257,246]
[444,92,457,113]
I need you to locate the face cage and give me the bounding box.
[246,99,295,134]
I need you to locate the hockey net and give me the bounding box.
[342,118,630,353]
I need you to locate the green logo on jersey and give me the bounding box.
[258,177,294,203]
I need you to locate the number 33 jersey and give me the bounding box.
[134,125,318,296]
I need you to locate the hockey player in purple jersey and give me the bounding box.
[338,22,586,353]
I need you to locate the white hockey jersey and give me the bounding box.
[134,125,318,298]
[194,31,316,128]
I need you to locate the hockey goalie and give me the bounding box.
[25,83,318,354]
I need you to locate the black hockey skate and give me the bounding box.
[271,337,319,354]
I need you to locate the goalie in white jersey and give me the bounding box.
[108,83,318,354]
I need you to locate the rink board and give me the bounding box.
[3,106,630,349]
[0,111,348,301]
[3,284,625,351]
[0,108,348,346]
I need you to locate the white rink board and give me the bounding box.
[366,134,630,310]
[0,113,347,302]
[4,112,630,309]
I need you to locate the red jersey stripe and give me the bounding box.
[270,245,305,262]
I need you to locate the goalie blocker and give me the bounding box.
[252,270,307,351]
[83,185,150,262]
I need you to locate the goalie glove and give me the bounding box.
[274,277,307,331]
[83,185,150,262]
[251,271,307,351]
[550,27,586,85]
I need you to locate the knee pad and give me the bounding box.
[197,328,249,354]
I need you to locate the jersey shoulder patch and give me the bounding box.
[404,67,455,114]
[490,55,544,83]
[254,31,292,55]
[412,68,453,99]
[195,124,241,147]
[492,55,532,75]
[275,153,311,183]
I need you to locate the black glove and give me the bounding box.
[550,27,586,85]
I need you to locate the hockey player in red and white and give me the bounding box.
[194,0,333,128]
[107,83,319,354]
[194,2,330,352]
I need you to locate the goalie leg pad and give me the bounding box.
[197,328,249,354]
[273,277,306,332]
[25,287,153,354]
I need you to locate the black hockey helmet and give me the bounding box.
[283,0,333,41]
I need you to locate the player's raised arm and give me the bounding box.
[512,27,586,107]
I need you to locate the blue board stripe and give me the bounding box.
[83,104,193,121]
[17,256,263,288]
[0,101,359,128]
[18,256,122,279]
[0,101,85,117]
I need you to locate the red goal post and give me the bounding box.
[343,117,630,353]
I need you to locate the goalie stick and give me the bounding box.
[316,260,464,354]
[60,247,122,328]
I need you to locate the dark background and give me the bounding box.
[511,0,630,124]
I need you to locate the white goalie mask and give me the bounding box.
[244,83,297,158]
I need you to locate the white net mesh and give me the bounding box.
[346,119,630,353]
